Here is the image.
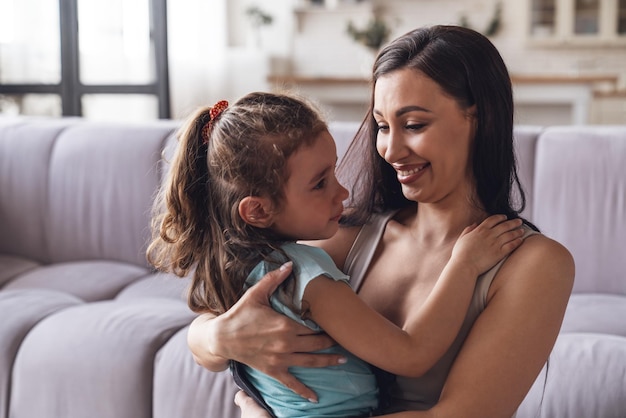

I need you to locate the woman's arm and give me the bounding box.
[374,235,575,418]
[303,215,524,377]
[186,263,343,401]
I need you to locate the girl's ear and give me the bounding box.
[239,196,274,228]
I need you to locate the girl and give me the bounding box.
[148,92,524,417]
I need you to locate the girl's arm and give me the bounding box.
[303,215,524,377]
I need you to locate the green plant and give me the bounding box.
[346,16,391,52]
[458,2,502,37]
[246,6,273,29]
[245,5,274,48]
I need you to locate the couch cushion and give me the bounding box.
[513,126,542,222]
[10,298,194,418]
[517,333,626,418]
[116,271,190,301]
[0,254,40,288]
[329,121,360,160]
[3,261,148,302]
[560,293,626,337]
[45,121,177,266]
[153,327,240,418]
[0,289,81,418]
[532,126,626,295]
[0,119,77,261]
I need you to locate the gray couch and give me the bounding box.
[1,116,625,418]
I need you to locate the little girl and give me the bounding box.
[147,92,524,417]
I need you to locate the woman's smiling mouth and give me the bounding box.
[395,163,430,183]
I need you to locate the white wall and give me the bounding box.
[166,0,626,123]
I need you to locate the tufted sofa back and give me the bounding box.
[0,118,178,267]
[532,126,626,295]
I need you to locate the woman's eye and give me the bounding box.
[376,124,389,132]
[406,123,425,131]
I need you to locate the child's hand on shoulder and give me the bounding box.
[451,214,524,277]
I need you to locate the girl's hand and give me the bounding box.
[235,391,272,418]
[189,262,344,401]
[451,215,524,277]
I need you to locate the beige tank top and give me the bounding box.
[344,210,538,413]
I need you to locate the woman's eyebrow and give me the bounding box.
[373,105,432,117]
[395,105,432,116]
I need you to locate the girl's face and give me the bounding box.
[373,68,476,206]
[271,130,349,241]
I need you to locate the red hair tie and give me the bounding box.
[201,100,229,144]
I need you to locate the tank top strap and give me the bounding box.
[473,224,540,309]
[344,211,398,291]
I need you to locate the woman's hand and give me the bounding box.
[235,391,272,418]
[187,262,346,401]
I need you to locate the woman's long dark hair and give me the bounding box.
[339,25,534,229]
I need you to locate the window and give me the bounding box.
[619,0,626,34]
[531,0,557,37]
[574,0,600,34]
[528,0,626,44]
[0,0,170,120]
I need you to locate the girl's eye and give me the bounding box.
[375,123,389,132]
[313,179,326,190]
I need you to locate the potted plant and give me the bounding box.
[346,10,391,53]
[246,5,274,48]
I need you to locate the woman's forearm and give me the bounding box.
[187,313,230,371]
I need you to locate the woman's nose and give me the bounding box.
[379,130,406,163]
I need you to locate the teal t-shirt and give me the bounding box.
[242,242,379,418]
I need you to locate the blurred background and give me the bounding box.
[0,0,624,125]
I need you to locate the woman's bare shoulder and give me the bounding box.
[492,232,575,298]
[516,233,574,271]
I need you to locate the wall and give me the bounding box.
[166,0,626,124]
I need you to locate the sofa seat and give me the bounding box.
[9,298,195,418]
[0,289,82,417]
[2,261,150,302]
[561,293,626,336]
[0,255,40,287]
[519,332,626,418]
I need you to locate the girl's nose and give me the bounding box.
[336,180,349,202]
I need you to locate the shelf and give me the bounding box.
[293,1,373,32]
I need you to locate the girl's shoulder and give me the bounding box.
[282,242,349,283]
[301,226,362,271]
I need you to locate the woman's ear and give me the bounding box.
[466,104,478,120]
[239,196,274,228]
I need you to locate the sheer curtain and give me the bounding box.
[168,0,229,119]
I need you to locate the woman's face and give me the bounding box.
[373,68,476,205]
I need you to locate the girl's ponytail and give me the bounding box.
[147,106,214,284]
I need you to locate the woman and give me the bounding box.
[188,25,574,417]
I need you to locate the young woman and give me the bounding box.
[208,26,575,418]
[148,91,524,417]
